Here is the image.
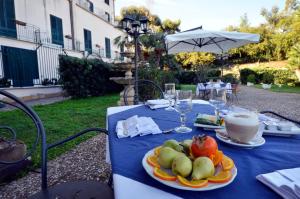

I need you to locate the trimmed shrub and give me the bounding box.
[222,73,239,84]
[175,71,197,84]
[261,73,274,84]
[247,74,256,83]
[207,69,221,78]
[240,68,258,84]
[59,55,123,98]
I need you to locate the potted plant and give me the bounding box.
[246,74,255,86]
[261,73,274,89]
[0,77,11,88]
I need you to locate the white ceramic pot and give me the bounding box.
[262,84,272,89]
[247,82,254,86]
[295,69,300,81]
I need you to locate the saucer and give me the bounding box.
[215,129,265,148]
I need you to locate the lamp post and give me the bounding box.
[121,15,149,105]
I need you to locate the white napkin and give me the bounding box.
[146,99,173,110]
[116,115,162,138]
[256,168,300,199]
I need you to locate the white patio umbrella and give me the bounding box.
[165,27,260,54]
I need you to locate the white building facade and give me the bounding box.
[0,0,125,87]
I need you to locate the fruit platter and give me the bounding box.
[142,135,237,191]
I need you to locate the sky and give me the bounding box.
[115,0,286,31]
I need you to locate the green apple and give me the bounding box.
[172,155,192,177]
[192,157,215,180]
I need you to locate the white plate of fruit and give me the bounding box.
[142,135,237,191]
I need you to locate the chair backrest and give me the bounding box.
[0,90,107,191]
[0,90,47,188]
[123,79,164,105]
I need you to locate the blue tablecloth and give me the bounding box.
[108,104,300,199]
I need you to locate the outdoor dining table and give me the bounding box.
[106,101,300,199]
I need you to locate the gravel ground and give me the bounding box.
[0,86,299,198]
[231,86,300,121]
[0,134,110,199]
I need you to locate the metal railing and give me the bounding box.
[76,0,115,25]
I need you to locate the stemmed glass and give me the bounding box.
[164,83,176,111]
[209,87,227,117]
[174,90,193,133]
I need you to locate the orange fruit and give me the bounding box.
[207,170,232,183]
[153,167,177,181]
[177,175,208,188]
[147,155,160,168]
[154,146,162,156]
[209,150,224,166]
[221,155,234,171]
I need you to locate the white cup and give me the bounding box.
[224,111,260,143]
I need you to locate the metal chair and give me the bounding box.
[123,79,164,105]
[0,90,114,199]
[260,110,300,126]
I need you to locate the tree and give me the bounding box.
[288,43,300,69]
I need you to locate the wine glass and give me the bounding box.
[209,87,227,117]
[164,83,176,111]
[174,90,193,133]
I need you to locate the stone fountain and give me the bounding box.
[110,52,135,105]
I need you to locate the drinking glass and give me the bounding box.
[174,90,193,133]
[164,83,176,111]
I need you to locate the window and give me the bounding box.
[105,12,110,22]
[105,0,109,5]
[89,1,94,12]
[105,37,111,58]
[0,0,16,38]
[50,15,64,47]
[84,29,92,54]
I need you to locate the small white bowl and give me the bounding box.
[277,121,293,131]
[264,121,278,131]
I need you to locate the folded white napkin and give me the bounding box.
[146,99,173,110]
[256,168,300,199]
[116,115,162,138]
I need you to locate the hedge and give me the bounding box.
[239,67,298,85]
[59,55,123,98]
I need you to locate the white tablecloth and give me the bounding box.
[105,100,210,199]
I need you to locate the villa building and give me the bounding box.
[0,0,125,87]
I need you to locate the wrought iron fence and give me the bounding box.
[35,45,63,86]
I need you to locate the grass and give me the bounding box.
[179,84,197,93]
[0,94,119,168]
[254,84,300,93]
[180,83,300,94]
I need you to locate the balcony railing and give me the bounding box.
[76,0,116,25]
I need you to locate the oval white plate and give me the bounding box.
[215,130,266,148]
[142,148,237,191]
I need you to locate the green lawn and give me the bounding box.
[0,94,119,168]
[179,84,197,93]
[254,84,300,94]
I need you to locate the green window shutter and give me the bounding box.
[0,0,16,38]
[50,15,64,46]
[84,29,92,54]
[105,37,111,58]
